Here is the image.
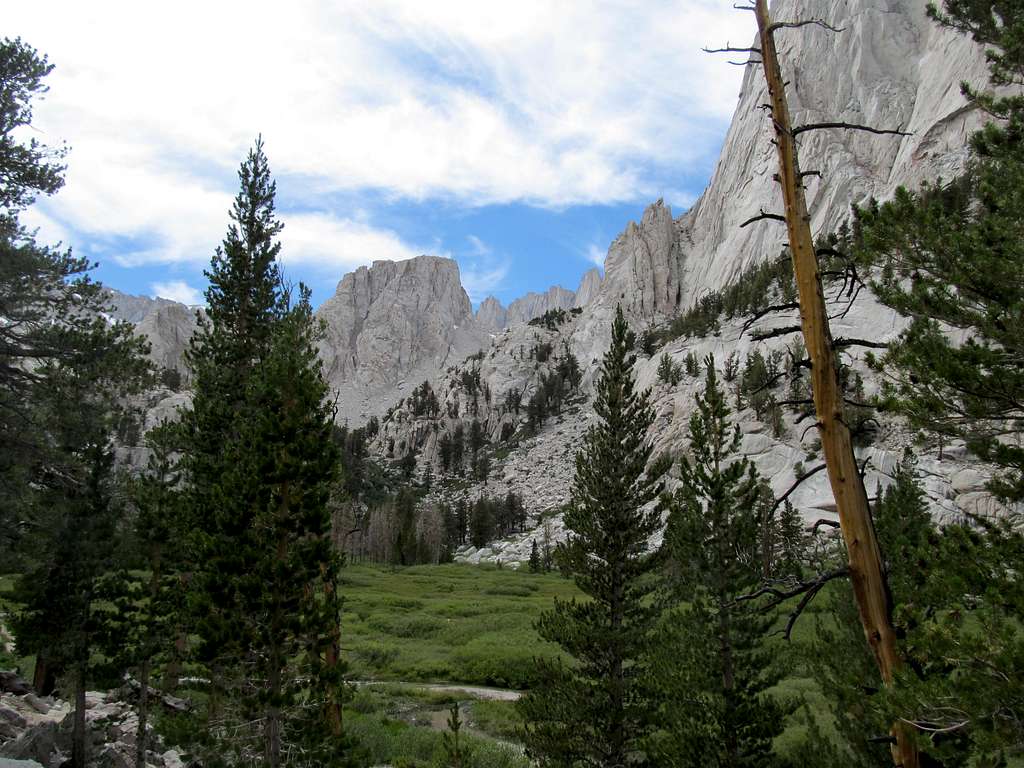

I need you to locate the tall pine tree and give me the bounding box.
[179,139,349,765]
[518,305,665,768]
[652,357,789,768]
[12,315,152,768]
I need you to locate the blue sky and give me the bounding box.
[10,1,752,309]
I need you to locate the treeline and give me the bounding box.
[335,490,530,565]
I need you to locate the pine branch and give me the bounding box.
[741,302,800,334]
[703,45,761,54]
[810,518,841,533]
[833,337,889,350]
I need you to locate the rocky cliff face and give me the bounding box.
[106,289,198,378]
[360,0,1005,565]
[677,0,991,307]
[572,0,989,364]
[573,268,602,308]
[315,256,490,423]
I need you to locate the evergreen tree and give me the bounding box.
[529,539,542,573]
[0,37,112,557]
[179,140,349,765]
[113,422,188,768]
[470,496,495,548]
[12,316,151,768]
[855,2,1024,501]
[518,305,665,767]
[811,459,1024,766]
[652,357,788,767]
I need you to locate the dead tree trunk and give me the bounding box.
[752,2,919,766]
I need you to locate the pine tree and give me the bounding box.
[12,317,152,768]
[470,496,495,548]
[652,357,789,767]
[179,140,348,765]
[113,422,188,768]
[812,458,1024,766]
[854,3,1024,501]
[0,37,112,558]
[529,539,542,573]
[518,305,665,767]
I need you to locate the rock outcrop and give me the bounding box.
[315,256,490,423]
[0,688,185,768]
[134,303,198,378]
[571,0,989,363]
[506,286,576,327]
[474,296,508,334]
[473,286,578,335]
[104,289,181,324]
[573,268,602,308]
[676,0,991,308]
[105,289,198,379]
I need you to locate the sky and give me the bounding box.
[9,1,752,310]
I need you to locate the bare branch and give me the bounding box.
[767,19,845,34]
[768,462,827,520]
[740,210,787,228]
[792,121,911,138]
[735,567,848,612]
[741,302,800,334]
[703,45,761,54]
[833,337,889,350]
[750,324,802,342]
[811,518,841,533]
[729,59,763,66]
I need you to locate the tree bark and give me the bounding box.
[32,648,57,696]
[752,2,920,766]
[323,576,344,738]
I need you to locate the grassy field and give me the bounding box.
[341,562,578,689]
[338,562,849,764]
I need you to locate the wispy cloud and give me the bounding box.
[466,234,491,256]
[7,1,750,272]
[460,262,509,303]
[586,243,606,268]
[457,235,508,300]
[151,280,202,306]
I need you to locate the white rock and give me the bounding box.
[950,468,986,493]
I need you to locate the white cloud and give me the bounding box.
[6,1,751,269]
[151,280,203,306]
[586,243,606,267]
[279,212,424,271]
